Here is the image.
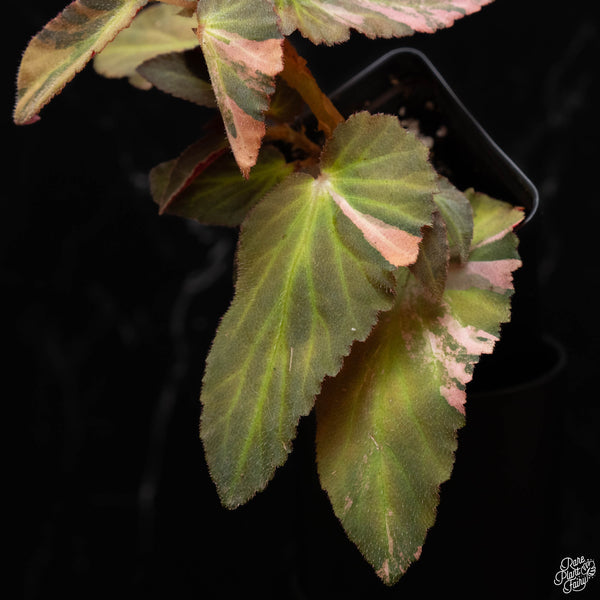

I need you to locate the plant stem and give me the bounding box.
[280,40,344,138]
[264,123,322,158]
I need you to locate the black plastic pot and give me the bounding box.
[291,48,567,599]
[328,48,539,223]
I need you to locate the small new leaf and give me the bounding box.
[409,210,449,303]
[433,176,473,263]
[14,0,150,125]
[316,190,523,586]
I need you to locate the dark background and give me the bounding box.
[9,1,598,598]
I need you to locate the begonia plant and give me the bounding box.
[15,0,525,585]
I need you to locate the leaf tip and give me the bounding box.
[376,560,392,585]
[13,110,41,126]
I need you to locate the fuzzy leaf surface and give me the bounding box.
[200,112,438,508]
[433,176,473,263]
[316,190,523,585]
[319,111,436,267]
[200,173,396,508]
[409,210,449,303]
[14,0,149,124]
[273,0,493,44]
[157,145,294,226]
[93,3,198,89]
[196,0,283,177]
[150,125,228,213]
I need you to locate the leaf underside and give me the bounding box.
[136,49,216,106]
[14,0,150,125]
[316,189,523,585]
[199,112,437,508]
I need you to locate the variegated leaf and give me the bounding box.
[319,111,436,267]
[433,176,473,263]
[93,3,199,89]
[411,177,476,302]
[14,0,149,125]
[273,0,493,44]
[196,0,284,177]
[150,124,228,214]
[137,50,216,106]
[467,187,525,250]
[446,189,524,295]
[155,144,294,226]
[200,111,438,508]
[316,190,523,585]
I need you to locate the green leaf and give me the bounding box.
[266,77,307,125]
[200,112,438,508]
[447,189,523,294]
[274,0,493,44]
[14,0,149,125]
[320,111,436,267]
[93,3,199,89]
[137,50,216,106]
[433,176,473,263]
[160,145,295,226]
[149,124,228,214]
[200,173,396,508]
[316,190,523,586]
[467,187,524,250]
[410,177,475,302]
[409,210,449,303]
[196,0,284,177]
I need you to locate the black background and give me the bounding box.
[9,1,598,598]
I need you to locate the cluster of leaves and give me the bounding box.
[14,0,525,586]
